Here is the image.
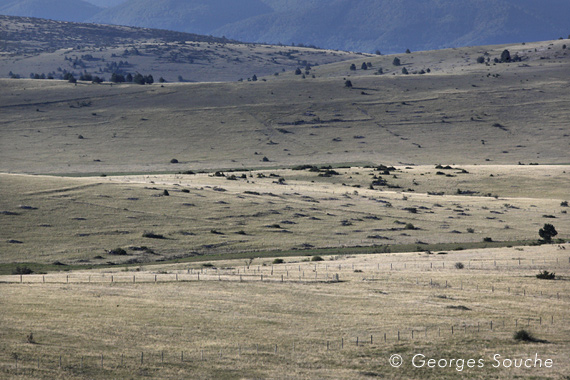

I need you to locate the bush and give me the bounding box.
[344,80,353,88]
[467,228,475,233]
[536,270,555,280]
[483,237,493,242]
[561,201,568,207]
[405,223,415,230]
[455,262,465,269]
[513,329,536,342]
[311,255,324,262]
[143,231,166,239]
[108,248,127,256]
[392,57,401,66]
[273,258,285,264]
[12,266,34,275]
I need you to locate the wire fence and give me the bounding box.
[3,315,568,376]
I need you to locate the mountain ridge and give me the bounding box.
[1,0,569,53]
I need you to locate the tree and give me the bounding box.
[405,48,411,54]
[392,57,401,66]
[144,74,154,84]
[133,73,145,85]
[349,63,356,71]
[401,67,409,75]
[295,68,302,75]
[344,80,353,88]
[361,62,368,70]
[111,73,125,83]
[500,49,511,62]
[539,223,557,243]
[126,73,133,82]
[477,56,485,64]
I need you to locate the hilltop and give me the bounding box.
[0,15,369,82]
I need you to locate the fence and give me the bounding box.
[2,256,569,300]
[4,314,567,376]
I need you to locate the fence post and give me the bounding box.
[384,333,387,342]
[397,330,400,341]
[141,352,144,365]
[101,354,103,368]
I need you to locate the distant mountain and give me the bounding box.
[0,0,101,22]
[88,0,272,35]
[216,0,570,53]
[2,0,569,53]
[84,0,126,7]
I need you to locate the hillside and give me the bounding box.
[1,38,569,176]
[216,0,570,53]
[0,15,368,82]
[3,0,569,53]
[89,0,272,36]
[0,0,101,22]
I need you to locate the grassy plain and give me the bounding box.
[1,245,569,379]
[0,33,569,379]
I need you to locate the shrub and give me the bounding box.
[561,201,568,207]
[538,223,557,243]
[483,237,493,242]
[536,270,555,280]
[163,190,169,196]
[143,231,166,239]
[401,67,409,75]
[170,159,178,164]
[455,262,465,269]
[392,57,401,66]
[467,228,475,233]
[349,63,356,71]
[12,266,34,275]
[273,258,285,264]
[311,255,324,262]
[108,248,127,256]
[344,80,353,88]
[405,223,415,230]
[513,329,536,342]
[476,56,485,64]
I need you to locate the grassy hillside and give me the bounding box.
[0,15,368,82]
[1,39,569,176]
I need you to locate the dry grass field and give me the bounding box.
[1,245,569,379]
[1,32,569,379]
